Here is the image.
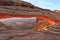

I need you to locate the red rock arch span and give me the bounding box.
[0,14,60,31]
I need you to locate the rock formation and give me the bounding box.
[0,0,60,30]
[0,0,60,20]
[0,0,60,40]
[54,10,60,14]
[0,22,7,30]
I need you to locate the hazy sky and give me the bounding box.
[23,0,60,10]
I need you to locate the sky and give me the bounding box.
[23,0,60,10]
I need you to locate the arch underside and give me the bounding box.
[0,14,60,31]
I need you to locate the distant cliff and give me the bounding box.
[54,10,60,14]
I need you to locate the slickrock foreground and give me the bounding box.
[0,0,60,40]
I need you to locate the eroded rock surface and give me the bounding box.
[0,0,60,40]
